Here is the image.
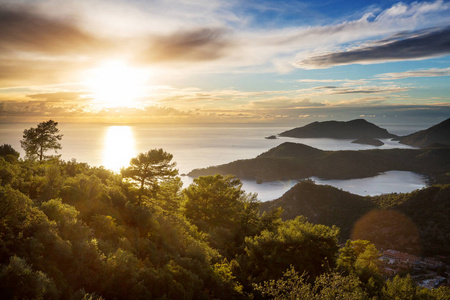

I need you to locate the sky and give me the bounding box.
[1,0,450,125]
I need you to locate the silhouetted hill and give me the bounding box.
[257,142,323,159]
[261,181,450,256]
[399,117,450,148]
[279,119,397,139]
[189,142,450,184]
[260,180,374,239]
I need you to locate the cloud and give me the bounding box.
[332,97,389,106]
[0,6,108,55]
[376,67,450,80]
[250,98,326,109]
[136,27,233,63]
[26,92,89,102]
[297,79,347,83]
[0,58,91,88]
[295,26,450,69]
[0,100,191,123]
[0,5,113,88]
[313,85,409,95]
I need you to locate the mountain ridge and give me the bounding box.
[279,119,397,139]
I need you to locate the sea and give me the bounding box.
[0,122,431,201]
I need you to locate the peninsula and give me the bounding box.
[189,142,450,183]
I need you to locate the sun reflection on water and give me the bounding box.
[102,126,136,172]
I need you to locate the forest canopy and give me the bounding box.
[0,132,449,299]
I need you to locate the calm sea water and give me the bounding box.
[0,122,431,201]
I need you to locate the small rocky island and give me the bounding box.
[351,137,384,146]
[265,135,277,139]
[279,119,397,139]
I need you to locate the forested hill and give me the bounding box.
[189,142,450,183]
[261,181,450,257]
[399,117,450,148]
[260,180,374,239]
[278,119,397,139]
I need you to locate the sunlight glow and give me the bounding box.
[85,60,148,107]
[102,126,136,172]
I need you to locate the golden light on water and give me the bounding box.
[102,126,136,172]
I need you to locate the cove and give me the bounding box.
[217,170,428,202]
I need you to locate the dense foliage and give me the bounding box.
[1,137,449,298]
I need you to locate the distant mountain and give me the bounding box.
[399,117,450,148]
[261,181,450,256]
[189,142,450,184]
[279,119,397,139]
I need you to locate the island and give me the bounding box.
[399,117,450,148]
[351,137,384,146]
[278,119,397,139]
[265,135,277,139]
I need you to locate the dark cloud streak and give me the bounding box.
[296,26,450,68]
[137,28,233,63]
[0,6,108,55]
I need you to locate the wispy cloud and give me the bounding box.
[250,98,325,109]
[26,92,90,102]
[376,67,450,80]
[312,85,409,95]
[296,79,348,83]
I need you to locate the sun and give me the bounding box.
[85,60,148,107]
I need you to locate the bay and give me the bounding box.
[0,122,430,201]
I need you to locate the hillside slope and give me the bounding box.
[399,117,450,148]
[261,181,450,256]
[260,180,374,239]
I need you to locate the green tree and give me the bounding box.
[382,274,418,300]
[337,240,381,274]
[0,157,20,186]
[0,144,20,162]
[20,120,63,161]
[255,266,368,300]
[121,149,178,198]
[182,174,273,258]
[240,216,340,283]
[337,239,383,297]
[0,256,58,299]
[183,175,246,231]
